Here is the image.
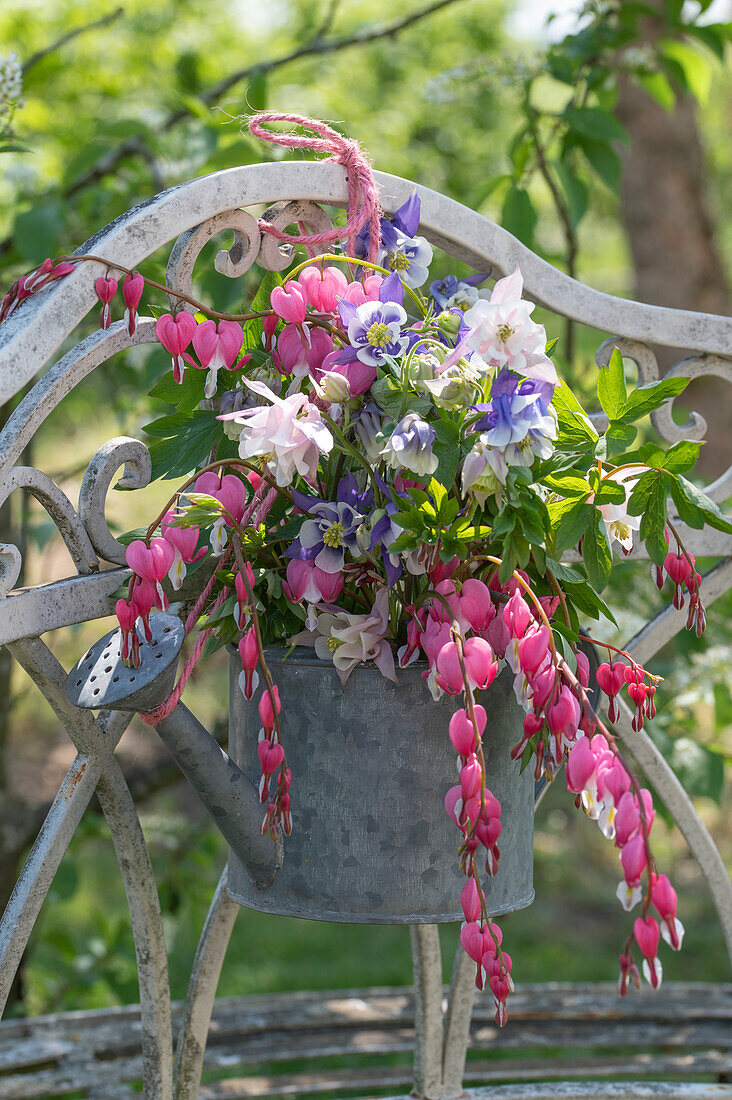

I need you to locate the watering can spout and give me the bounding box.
[65,612,281,890]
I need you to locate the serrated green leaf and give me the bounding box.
[618,376,688,423]
[673,474,732,533]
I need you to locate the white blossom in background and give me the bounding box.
[0,53,22,110]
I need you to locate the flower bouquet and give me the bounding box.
[6,113,731,1027]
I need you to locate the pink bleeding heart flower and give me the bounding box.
[633,915,662,988]
[257,737,285,802]
[617,953,642,997]
[460,754,482,800]
[460,921,485,966]
[546,685,581,740]
[340,275,383,306]
[650,872,684,950]
[115,598,139,666]
[122,272,144,336]
[155,312,197,384]
[503,590,532,639]
[565,735,598,794]
[298,266,348,312]
[460,878,482,923]
[460,579,495,632]
[576,649,590,689]
[161,510,207,590]
[276,324,334,379]
[620,832,648,887]
[464,636,498,690]
[192,320,245,398]
[238,628,260,701]
[258,685,281,735]
[130,578,156,640]
[444,784,464,830]
[271,281,308,324]
[95,276,118,329]
[126,538,175,611]
[449,705,486,757]
[517,625,551,676]
[193,472,249,555]
[283,559,343,612]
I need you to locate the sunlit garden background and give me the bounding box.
[0,0,730,1017]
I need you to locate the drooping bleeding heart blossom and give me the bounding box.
[219,378,333,487]
[155,312,197,383]
[193,471,249,555]
[275,324,333,379]
[160,509,207,589]
[122,272,144,336]
[192,319,246,398]
[95,276,118,330]
[298,266,348,312]
[125,538,175,611]
[283,559,344,628]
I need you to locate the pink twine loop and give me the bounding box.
[140,487,278,726]
[248,112,381,263]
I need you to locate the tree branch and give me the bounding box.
[21,8,125,75]
[0,0,465,258]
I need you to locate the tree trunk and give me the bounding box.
[615,48,731,480]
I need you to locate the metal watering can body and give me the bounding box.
[66,618,537,923]
[227,648,535,924]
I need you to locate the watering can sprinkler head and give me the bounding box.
[65,613,282,890]
[66,613,184,713]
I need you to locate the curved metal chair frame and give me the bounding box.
[0,162,730,1100]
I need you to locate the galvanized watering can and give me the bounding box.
[66,617,536,923]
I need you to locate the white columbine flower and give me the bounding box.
[381,412,438,478]
[223,379,333,487]
[463,265,558,385]
[597,465,645,553]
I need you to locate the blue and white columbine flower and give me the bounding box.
[285,473,373,574]
[337,272,409,368]
[430,274,487,311]
[470,368,557,467]
[381,412,438,478]
[356,193,433,288]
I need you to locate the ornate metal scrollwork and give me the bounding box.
[78,437,152,566]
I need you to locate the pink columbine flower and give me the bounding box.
[271,281,308,324]
[220,379,333,488]
[298,266,348,312]
[238,628,260,701]
[160,510,207,590]
[122,272,144,336]
[192,319,245,398]
[155,312,197,383]
[634,915,663,988]
[462,266,558,384]
[290,588,395,689]
[126,538,175,611]
[95,276,118,329]
[275,324,334,379]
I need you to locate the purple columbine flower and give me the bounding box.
[430,273,487,310]
[336,272,409,368]
[285,472,373,573]
[355,193,433,288]
[470,368,557,466]
[381,412,438,478]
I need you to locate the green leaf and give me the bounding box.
[544,473,592,497]
[661,40,713,103]
[579,138,621,191]
[618,376,688,423]
[594,480,626,505]
[550,494,593,554]
[371,375,429,420]
[564,106,629,145]
[432,418,461,490]
[552,383,598,445]
[14,199,64,265]
[552,160,588,228]
[582,511,613,591]
[661,439,701,474]
[673,474,732,534]
[713,682,732,732]
[148,368,207,413]
[597,347,627,419]
[639,474,667,566]
[501,185,537,246]
[636,71,676,111]
[562,578,618,626]
[606,421,637,450]
[145,411,222,481]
